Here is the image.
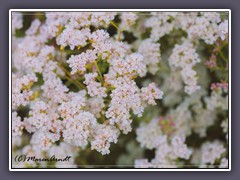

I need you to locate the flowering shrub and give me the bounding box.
[11,11,229,169]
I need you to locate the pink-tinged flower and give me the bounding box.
[159,116,175,136]
[211,82,228,91]
[205,54,217,68]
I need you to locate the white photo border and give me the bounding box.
[9,9,231,171]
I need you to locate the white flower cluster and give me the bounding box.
[219,20,228,41]
[91,124,120,155]
[85,96,105,118]
[67,50,97,74]
[119,12,138,30]
[138,38,161,74]
[62,111,97,147]
[12,112,23,138]
[135,118,192,168]
[141,83,164,105]
[145,12,178,41]
[30,128,61,152]
[12,27,54,73]
[169,40,201,94]
[219,158,228,168]
[57,90,120,155]
[12,12,163,161]
[204,89,228,110]
[24,100,52,133]
[190,140,227,168]
[105,76,163,134]
[145,12,223,44]
[12,12,23,34]
[221,118,228,140]
[135,82,228,168]
[200,141,226,165]
[179,12,221,44]
[109,53,147,77]
[84,72,107,97]
[26,19,41,36]
[57,28,91,50]
[12,73,38,109]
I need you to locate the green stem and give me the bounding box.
[110,20,122,41]
[215,42,228,63]
[60,75,86,90]
[74,80,87,90]
[117,30,122,41]
[219,50,228,63]
[58,63,86,90]
[94,60,104,84]
[110,20,120,31]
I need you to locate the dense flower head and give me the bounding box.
[141,82,164,105]
[84,72,107,98]
[12,73,38,109]
[110,53,147,78]
[201,141,226,165]
[62,111,97,148]
[57,28,91,50]
[138,38,161,74]
[135,119,192,168]
[12,12,23,34]
[91,124,120,155]
[169,40,201,94]
[119,12,138,30]
[12,112,23,137]
[67,50,97,74]
[30,128,61,152]
[218,20,228,41]
[145,12,178,41]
